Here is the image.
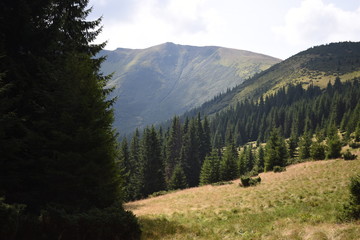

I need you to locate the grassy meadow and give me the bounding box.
[125,149,360,240]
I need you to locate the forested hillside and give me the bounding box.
[120,77,360,200]
[188,42,360,117]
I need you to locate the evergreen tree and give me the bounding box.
[165,116,182,184]
[202,116,212,158]
[199,149,221,185]
[355,123,360,142]
[118,139,131,201]
[139,126,166,197]
[244,144,255,173]
[238,148,247,176]
[326,131,342,159]
[0,0,140,238]
[310,138,326,160]
[168,164,188,190]
[128,129,142,200]
[180,119,201,187]
[298,132,312,160]
[0,0,120,212]
[220,141,238,181]
[287,131,298,159]
[264,128,288,171]
[256,145,265,170]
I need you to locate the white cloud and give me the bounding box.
[96,0,224,50]
[274,0,360,46]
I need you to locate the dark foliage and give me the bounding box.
[343,150,357,160]
[0,200,140,240]
[273,166,286,173]
[341,174,360,221]
[240,176,261,187]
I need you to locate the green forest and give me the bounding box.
[120,78,360,201]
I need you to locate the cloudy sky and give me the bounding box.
[88,0,360,59]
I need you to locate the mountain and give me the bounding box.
[193,42,360,116]
[99,42,281,134]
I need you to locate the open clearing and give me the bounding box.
[125,155,360,240]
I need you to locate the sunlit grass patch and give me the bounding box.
[126,159,360,239]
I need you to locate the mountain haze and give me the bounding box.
[99,42,281,134]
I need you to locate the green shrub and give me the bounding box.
[343,150,357,160]
[240,176,261,187]
[273,166,286,173]
[349,142,360,149]
[310,142,326,160]
[341,174,360,221]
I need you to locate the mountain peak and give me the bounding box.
[99,43,281,134]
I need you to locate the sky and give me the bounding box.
[88,0,360,59]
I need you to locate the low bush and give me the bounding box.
[240,176,261,187]
[349,142,360,149]
[343,150,357,160]
[341,174,360,221]
[273,166,286,173]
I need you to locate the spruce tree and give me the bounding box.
[180,119,201,187]
[199,149,221,185]
[128,129,142,200]
[0,0,140,238]
[139,126,166,197]
[326,131,342,159]
[118,139,131,201]
[165,116,183,184]
[220,141,238,181]
[0,0,120,212]
[287,131,298,159]
[244,144,255,173]
[298,132,312,160]
[264,128,288,171]
[310,138,326,160]
[168,164,188,190]
[256,145,265,170]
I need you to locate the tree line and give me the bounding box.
[120,78,360,199]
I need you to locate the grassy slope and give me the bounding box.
[125,150,360,240]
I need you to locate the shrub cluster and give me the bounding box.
[343,150,357,160]
[349,142,360,149]
[273,166,286,173]
[240,176,261,187]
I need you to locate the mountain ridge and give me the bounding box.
[188,41,360,117]
[99,42,281,134]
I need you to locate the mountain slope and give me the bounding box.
[194,42,360,116]
[125,157,360,239]
[99,42,281,134]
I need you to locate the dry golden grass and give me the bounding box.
[125,156,360,240]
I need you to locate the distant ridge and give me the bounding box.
[189,41,360,117]
[99,42,281,134]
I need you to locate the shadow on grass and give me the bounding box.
[139,216,191,240]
